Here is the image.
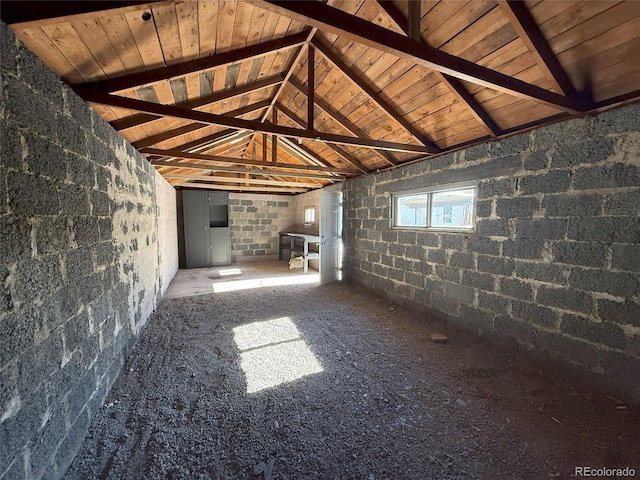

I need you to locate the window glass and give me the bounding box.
[304,207,315,226]
[431,189,475,228]
[396,194,428,227]
[393,185,476,230]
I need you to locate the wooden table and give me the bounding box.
[286,232,320,273]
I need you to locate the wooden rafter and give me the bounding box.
[71,32,309,93]
[377,0,501,137]
[312,39,440,152]
[81,91,435,154]
[288,77,396,166]
[152,160,345,182]
[141,148,355,174]
[276,104,370,174]
[308,45,315,130]
[110,74,285,131]
[164,174,314,189]
[258,0,587,113]
[131,100,270,149]
[498,0,579,98]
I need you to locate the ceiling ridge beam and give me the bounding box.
[80,91,434,154]
[497,0,579,99]
[110,74,285,131]
[142,148,355,174]
[131,100,270,149]
[71,31,309,93]
[164,174,314,188]
[153,160,345,181]
[288,77,397,166]
[171,181,308,193]
[258,1,587,114]
[261,28,318,123]
[275,103,370,174]
[312,39,440,152]
[377,0,501,137]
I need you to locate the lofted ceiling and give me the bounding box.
[2,0,640,195]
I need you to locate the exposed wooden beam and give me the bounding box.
[261,28,317,122]
[171,181,308,194]
[278,136,331,169]
[312,39,440,152]
[110,74,284,131]
[152,160,345,181]
[0,1,164,27]
[377,0,501,137]
[172,129,246,153]
[71,32,308,93]
[258,1,587,113]
[276,103,370,174]
[498,0,578,98]
[142,148,355,174]
[131,100,270,149]
[271,109,278,165]
[164,174,316,188]
[308,45,315,131]
[81,91,434,154]
[407,0,421,41]
[288,77,396,166]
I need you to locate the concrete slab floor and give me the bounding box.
[165,261,319,299]
[64,277,639,480]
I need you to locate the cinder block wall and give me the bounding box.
[0,23,174,479]
[155,171,178,295]
[343,104,640,403]
[229,193,294,262]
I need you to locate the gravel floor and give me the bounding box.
[64,275,639,480]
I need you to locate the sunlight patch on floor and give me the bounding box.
[212,273,319,293]
[233,317,323,394]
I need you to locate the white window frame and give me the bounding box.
[392,181,477,232]
[304,206,316,226]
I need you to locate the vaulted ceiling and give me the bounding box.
[3,0,639,194]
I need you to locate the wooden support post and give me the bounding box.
[272,109,278,165]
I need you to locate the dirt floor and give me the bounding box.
[64,263,639,480]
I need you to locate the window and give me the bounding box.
[393,183,476,230]
[304,207,315,226]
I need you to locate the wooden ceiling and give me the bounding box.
[3,0,640,194]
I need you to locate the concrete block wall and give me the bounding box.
[155,171,178,296]
[343,103,640,403]
[228,193,294,262]
[0,22,170,479]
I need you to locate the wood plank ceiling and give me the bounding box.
[3,0,640,194]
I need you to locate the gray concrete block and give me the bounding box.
[90,190,112,217]
[5,78,60,141]
[0,266,11,312]
[65,151,96,188]
[461,270,495,291]
[64,247,94,280]
[487,135,530,158]
[573,163,639,190]
[445,283,474,304]
[552,241,607,268]
[477,178,516,198]
[541,193,602,217]
[477,255,515,276]
[0,120,24,169]
[467,236,500,255]
[440,233,465,250]
[496,196,539,218]
[603,190,640,216]
[523,150,547,170]
[561,314,627,350]
[475,218,510,237]
[537,286,593,314]
[518,170,571,195]
[0,215,32,262]
[23,131,67,182]
[8,170,60,216]
[60,184,90,216]
[512,300,558,328]
[569,269,639,297]
[515,218,566,240]
[478,291,509,313]
[502,239,544,260]
[435,265,460,282]
[567,217,640,243]
[35,217,71,255]
[611,244,640,272]
[515,261,567,284]
[72,217,100,246]
[427,248,446,264]
[552,137,615,168]
[417,232,440,247]
[475,199,492,218]
[449,252,474,269]
[597,299,640,327]
[16,255,63,303]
